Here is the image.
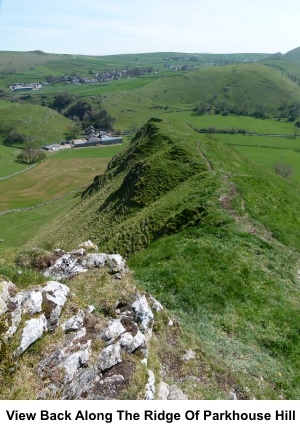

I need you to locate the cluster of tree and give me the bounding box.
[16,144,46,164]
[194,126,248,134]
[46,93,115,132]
[276,102,300,122]
[64,100,115,131]
[195,98,300,122]
[51,92,75,112]
[3,129,29,146]
[195,101,269,119]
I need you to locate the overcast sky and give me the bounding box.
[0,0,299,55]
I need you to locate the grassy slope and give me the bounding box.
[0,100,72,144]
[0,194,79,248]
[28,118,300,399]
[100,63,300,130]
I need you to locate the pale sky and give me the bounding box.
[0,0,299,55]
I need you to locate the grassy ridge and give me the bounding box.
[27,118,300,398]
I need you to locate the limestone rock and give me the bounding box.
[62,367,96,400]
[42,281,69,331]
[80,253,108,269]
[182,349,196,361]
[149,296,164,312]
[77,240,98,253]
[158,382,170,400]
[120,330,146,354]
[227,390,238,400]
[62,340,92,383]
[132,293,154,333]
[44,254,87,280]
[98,343,122,372]
[61,311,85,332]
[18,314,48,354]
[22,289,43,314]
[168,385,188,400]
[145,369,155,400]
[102,320,126,341]
[103,374,124,384]
[106,254,126,274]
[5,293,24,338]
[0,279,14,316]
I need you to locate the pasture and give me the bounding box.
[0,142,25,178]
[0,143,127,211]
[0,193,78,248]
[213,134,300,182]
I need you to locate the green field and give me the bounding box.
[0,193,78,248]
[0,144,127,211]
[211,134,300,182]
[0,142,25,177]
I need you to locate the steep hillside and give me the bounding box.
[0,100,73,145]
[28,118,300,399]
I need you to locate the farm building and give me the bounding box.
[42,143,65,151]
[10,83,42,91]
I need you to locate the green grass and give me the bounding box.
[99,63,300,131]
[0,144,127,211]
[0,142,24,177]
[0,193,78,248]
[2,117,300,399]
[26,117,300,399]
[212,134,300,183]
[163,112,296,134]
[129,225,300,399]
[49,142,128,159]
[0,100,72,144]
[0,50,269,79]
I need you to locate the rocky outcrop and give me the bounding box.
[43,244,126,281]
[0,242,188,400]
[0,279,69,343]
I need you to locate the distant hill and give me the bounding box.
[0,49,269,91]
[261,47,300,63]
[102,62,300,126]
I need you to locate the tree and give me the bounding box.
[52,92,74,112]
[65,124,81,140]
[16,144,46,164]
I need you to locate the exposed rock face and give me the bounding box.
[43,243,126,281]
[0,280,16,316]
[1,280,69,342]
[0,242,187,401]
[132,293,154,334]
[98,343,122,372]
[18,315,48,355]
[61,311,85,332]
